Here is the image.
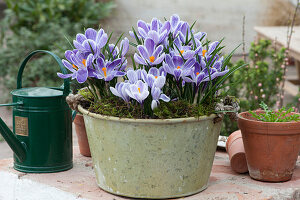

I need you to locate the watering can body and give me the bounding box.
[0,50,74,173]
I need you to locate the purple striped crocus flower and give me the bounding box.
[73,28,108,56]
[151,87,170,110]
[57,50,94,83]
[134,38,165,66]
[163,54,195,82]
[93,57,125,82]
[125,80,150,104]
[110,82,131,102]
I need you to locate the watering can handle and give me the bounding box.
[16,50,70,96]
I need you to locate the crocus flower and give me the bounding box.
[201,58,229,81]
[93,58,125,81]
[57,50,93,83]
[126,68,147,84]
[171,38,195,59]
[108,37,129,70]
[169,14,182,37]
[142,67,166,89]
[190,62,206,86]
[73,28,108,56]
[133,18,170,45]
[151,87,170,110]
[125,80,149,104]
[179,22,206,44]
[163,55,196,82]
[134,38,165,66]
[110,82,131,102]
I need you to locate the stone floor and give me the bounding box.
[0,148,299,200]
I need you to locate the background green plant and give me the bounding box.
[221,39,286,135]
[0,0,114,102]
[249,102,299,122]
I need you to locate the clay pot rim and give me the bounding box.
[238,111,300,125]
[78,105,218,124]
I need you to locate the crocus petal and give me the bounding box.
[182,76,193,83]
[138,27,148,39]
[115,71,126,76]
[86,54,94,67]
[95,57,105,71]
[64,50,73,61]
[125,88,135,99]
[183,57,196,69]
[154,76,166,89]
[98,33,108,49]
[151,87,161,100]
[120,37,129,56]
[137,20,149,33]
[76,68,88,83]
[129,31,134,39]
[183,51,195,60]
[152,53,165,65]
[149,67,159,76]
[137,45,150,60]
[107,58,122,72]
[160,21,170,34]
[83,40,97,53]
[96,29,104,41]
[158,30,168,44]
[148,30,159,44]
[165,54,175,69]
[208,41,219,55]
[85,28,97,40]
[57,73,73,79]
[160,94,170,102]
[110,87,121,97]
[144,38,155,56]
[76,34,87,44]
[151,100,158,110]
[152,45,163,59]
[170,14,180,29]
[173,55,184,67]
[174,69,182,81]
[62,59,75,72]
[127,69,138,83]
[134,53,147,65]
[73,40,85,51]
[151,18,159,32]
[163,62,172,74]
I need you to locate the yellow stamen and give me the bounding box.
[202,49,207,57]
[102,67,107,77]
[177,66,180,69]
[155,76,158,79]
[180,50,184,54]
[82,59,86,67]
[72,64,78,70]
[138,87,141,93]
[196,72,200,75]
[149,56,155,63]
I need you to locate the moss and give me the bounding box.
[153,101,215,119]
[79,90,216,119]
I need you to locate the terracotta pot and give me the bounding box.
[74,114,91,157]
[238,111,300,182]
[226,130,248,173]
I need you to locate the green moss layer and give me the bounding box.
[79,89,215,119]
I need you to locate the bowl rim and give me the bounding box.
[78,105,218,124]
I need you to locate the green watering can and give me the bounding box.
[0,50,75,173]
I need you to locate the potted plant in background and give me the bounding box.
[68,81,91,157]
[59,14,245,198]
[238,102,300,182]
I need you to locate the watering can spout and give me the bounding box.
[0,103,27,162]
